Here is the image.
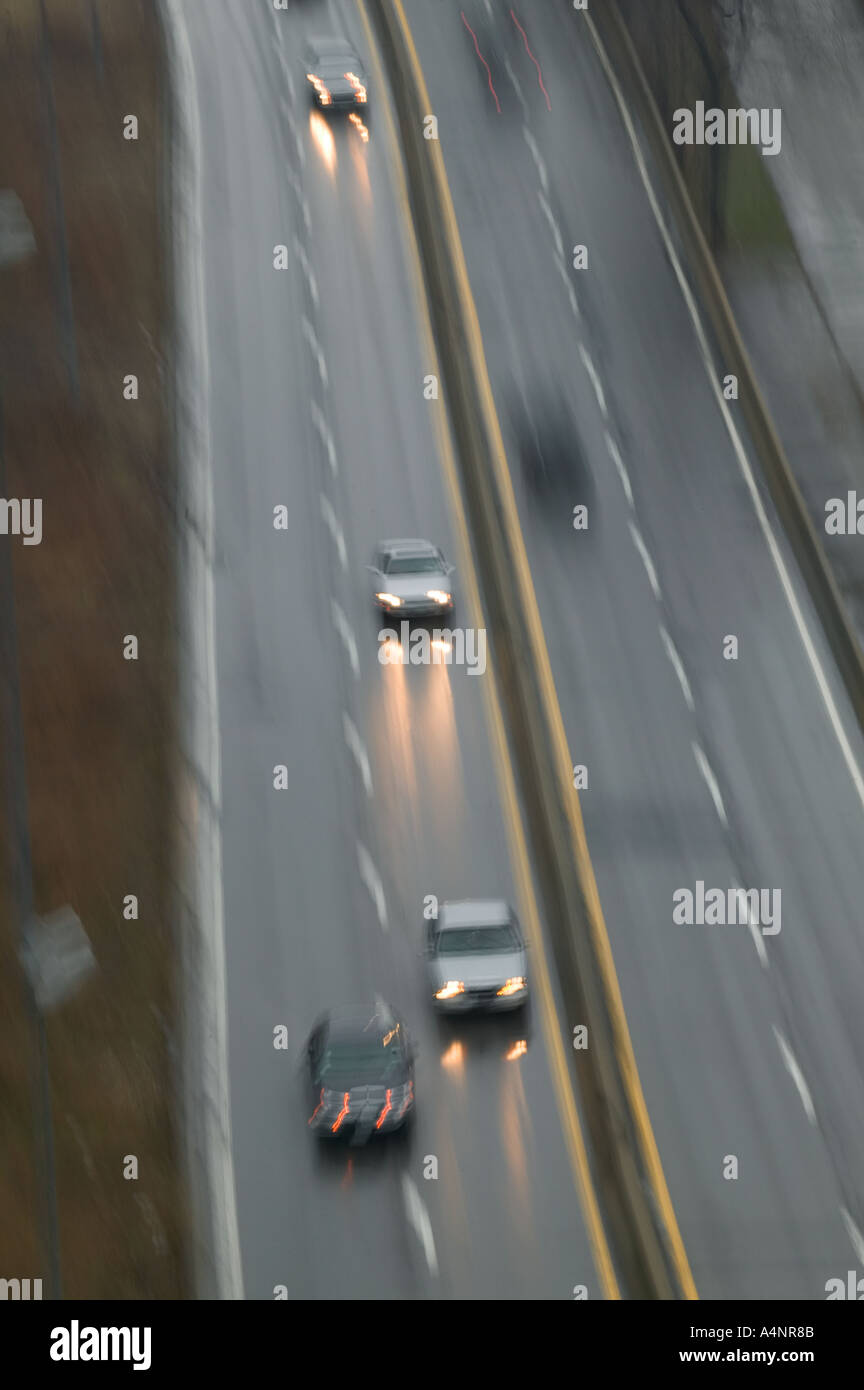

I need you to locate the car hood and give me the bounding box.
[380,574,448,601]
[429,949,526,988]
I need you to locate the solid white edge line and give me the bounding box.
[161,0,244,1300]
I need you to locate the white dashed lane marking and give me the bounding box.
[357,842,388,930]
[301,316,328,386]
[320,494,347,570]
[604,431,632,506]
[628,521,661,601]
[773,1028,817,1126]
[660,627,694,710]
[692,741,728,827]
[522,125,548,190]
[343,712,373,796]
[537,190,565,263]
[402,1175,439,1276]
[504,59,529,115]
[579,342,608,419]
[733,881,769,968]
[293,237,318,305]
[311,401,338,475]
[331,600,359,677]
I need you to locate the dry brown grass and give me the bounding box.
[0,0,188,1298]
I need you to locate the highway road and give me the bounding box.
[180,0,864,1299]
[401,0,864,1298]
[180,0,602,1300]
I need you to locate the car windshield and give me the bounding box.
[387,556,441,575]
[436,925,519,954]
[320,1040,404,1085]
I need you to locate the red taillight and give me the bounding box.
[375,1089,393,1130]
[308,1088,325,1126]
[307,73,332,105]
[331,1092,350,1134]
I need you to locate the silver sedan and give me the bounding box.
[368,538,455,619]
[425,900,529,1012]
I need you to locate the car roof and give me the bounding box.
[378,538,440,557]
[438,899,514,929]
[308,36,361,60]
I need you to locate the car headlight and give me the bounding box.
[425,590,451,605]
[435,980,465,1000]
[376,592,402,607]
[497,977,526,997]
[345,72,367,102]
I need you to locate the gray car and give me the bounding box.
[304,37,369,114]
[368,538,455,619]
[425,900,528,1012]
